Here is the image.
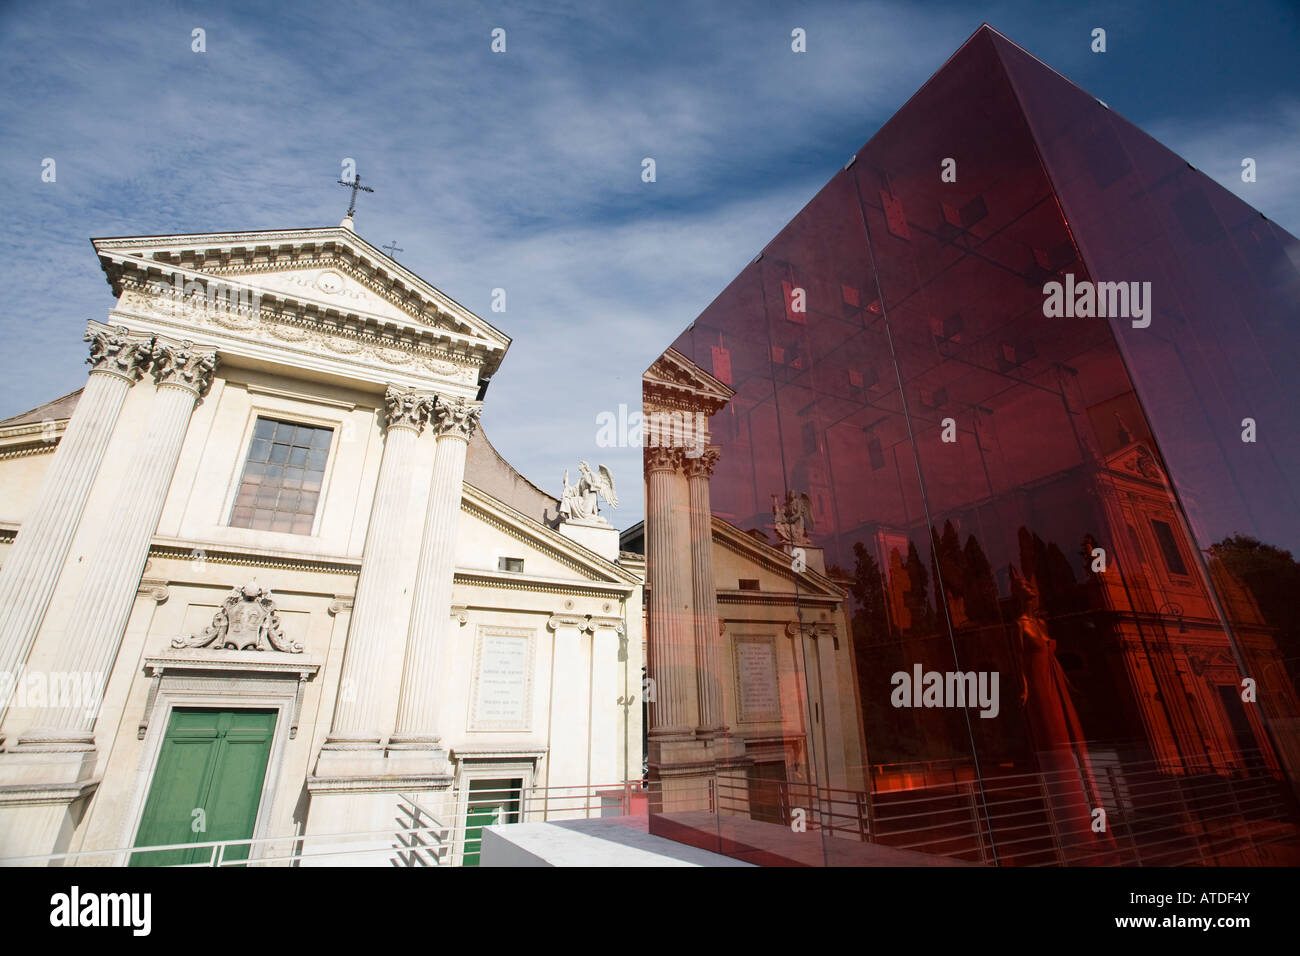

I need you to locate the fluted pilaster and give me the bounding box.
[645,446,694,735]
[18,340,215,746]
[811,627,847,786]
[0,327,151,722]
[324,387,434,748]
[390,397,481,747]
[684,447,726,735]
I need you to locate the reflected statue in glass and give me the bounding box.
[1011,566,1114,859]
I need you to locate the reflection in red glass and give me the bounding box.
[634,24,1300,867]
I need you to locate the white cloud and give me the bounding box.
[2,1,1294,533]
[1146,100,1300,234]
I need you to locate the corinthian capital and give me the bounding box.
[85,326,152,383]
[383,386,435,434]
[151,340,218,397]
[430,397,482,440]
[644,446,681,474]
[682,446,721,479]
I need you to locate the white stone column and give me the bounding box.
[16,339,216,748]
[645,447,695,736]
[322,387,433,751]
[389,398,481,751]
[684,447,727,736]
[0,327,151,726]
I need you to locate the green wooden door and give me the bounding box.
[463,805,502,867]
[131,709,276,866]
[462,778,521,866]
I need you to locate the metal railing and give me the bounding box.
[2,824,448,868]
[6,749,1295,867]
[457,781,647,864]
[1,782,643,868]
[701,744,1298,867]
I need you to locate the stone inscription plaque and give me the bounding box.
[469,628,534,731]
[735,636,780,723]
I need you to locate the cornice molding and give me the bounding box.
[93,228,509,387]
[92,226,508,344]
[461,482,640,586]
[717,590,842,607]
[104,285,485,395]
[643,347,734,416]
[0,779,99,808]
[305,772,454,794]
[452,570,633,599]
[147,538,361,576]
[711,517,844,598]
[0,441,61,462]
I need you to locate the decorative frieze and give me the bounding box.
[114,282,484,387]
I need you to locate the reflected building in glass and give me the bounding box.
[627,24,1300,866]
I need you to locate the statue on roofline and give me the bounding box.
[772,490,813,547]
[560,461,618,523]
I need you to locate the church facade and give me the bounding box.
[624,348,868,852]
[0,222,643,865]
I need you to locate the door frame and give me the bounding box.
[452,758,537,865]
[116,666,308,865]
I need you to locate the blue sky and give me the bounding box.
[1,0,1297,528]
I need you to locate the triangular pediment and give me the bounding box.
[460,483,640,587]
[1104,441,1169,486]
[618,516,842,597]
[643,347,734,414]
[91,227,510,378]
[228,261,430,328]
[712,517,844,599]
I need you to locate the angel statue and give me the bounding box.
[560,461,619,523]
[772,490,813,546]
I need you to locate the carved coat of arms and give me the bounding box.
[173,582,303,653]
